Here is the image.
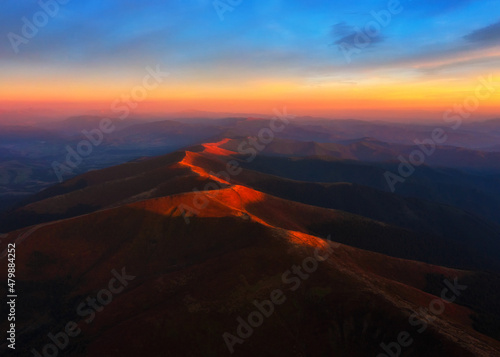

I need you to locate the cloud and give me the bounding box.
[330,22,385,49]
[330,22,354,38]
[333,33,385,46]
[464,20,500,44]
[416,55,500,76]
[0,0,498,95]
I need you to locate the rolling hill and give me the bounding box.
[1,134,500,356]
[1,179,500,356]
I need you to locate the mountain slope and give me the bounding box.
[2,139,500,272]
[1,137,500,356]
[1,187,500,356]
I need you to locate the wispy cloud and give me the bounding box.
[464,20,500,44]
[329,21,385,50]
[330,22,354,38]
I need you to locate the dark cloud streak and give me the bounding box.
[464,20,500,44]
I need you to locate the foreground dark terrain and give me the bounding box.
[1,117,500,356]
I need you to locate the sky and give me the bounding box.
[0,0,499,121]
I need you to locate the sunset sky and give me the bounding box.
[1,0,499,120]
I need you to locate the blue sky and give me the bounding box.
[1,0,499,117]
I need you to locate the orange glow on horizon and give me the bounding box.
[1,72,499,121]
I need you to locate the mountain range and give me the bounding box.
[1,121,500,356]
